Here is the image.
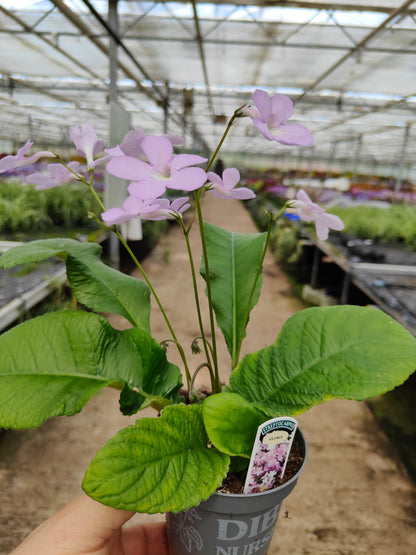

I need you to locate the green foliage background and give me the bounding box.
[0,181,100,232]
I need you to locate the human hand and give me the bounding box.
[11,494,174,555]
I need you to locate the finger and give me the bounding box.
[11,494,135,555]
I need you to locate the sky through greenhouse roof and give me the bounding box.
[0,0,416,178]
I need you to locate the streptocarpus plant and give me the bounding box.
[0,90,415,515]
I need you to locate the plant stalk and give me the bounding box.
[233,204,289,366]
[180,219,214,376]
[194,189,221,393]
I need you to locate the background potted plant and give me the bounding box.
[0,90,415,554]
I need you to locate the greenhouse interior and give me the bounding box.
[0,1,416,554]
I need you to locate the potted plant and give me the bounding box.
[1,90,415,555]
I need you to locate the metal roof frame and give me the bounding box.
[0,0,415,180]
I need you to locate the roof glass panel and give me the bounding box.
[0,0,415,177]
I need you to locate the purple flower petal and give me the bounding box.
[206,171,223,188]
[168,167,207,191]
[318,212,345,231]
[28,161,80,190]
[170,153,207,171]
[119,127,147,157]
[165,134,184,146]
[122,196,161,214]
[107,156,152,181]
[70,122,104,168]
[207,168,255,200]
[248,89,314,147]
[252,118,277,142]
[222,168,240,189]
[273,122,314,146]
[210,187,255,200]
[141,136,173,171]
[101,207,134,226]
[292,189,344,241]
[253,89,272,121]
[270,94,294,126]
[296,189,311,203]
[171,197,191,213]
[0,140,54,174]
[127,180,167,200]
[315,220,329,241]
[17,140,33,157]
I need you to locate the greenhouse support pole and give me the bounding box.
[395,123,410,192]
[107,0,120,266]
[308,146,314,178]
[352,135,362,181]
[108,0,118,104]
[326,140,337,179]
[164,80,170,134]
[105,0,138,264]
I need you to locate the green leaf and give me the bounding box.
[82,404,230,513]
[119,363,184,414]
[203,392,268,458]
[0,311,182,428]
[0,238,151,331]
[0,237,100,266]
[228,305,416,416]
[200,223,266,366]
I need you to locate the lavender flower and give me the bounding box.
[107,135,207,200]
[242,89,313,146]
[0,141,53,174]
[69,122,105,169]
[291,189,344,240]
[207,168,255,200]
[26,161,81,190]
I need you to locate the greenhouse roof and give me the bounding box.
[1,0,416,174]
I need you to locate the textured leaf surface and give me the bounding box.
[0,311,181,428]
[228,306,416,415]
[0,238,151,331]
[203,392,268,458]
[200,222,266,364]
[82,404,230,513]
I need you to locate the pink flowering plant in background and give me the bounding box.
[1,89,416,516]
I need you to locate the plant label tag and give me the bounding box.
[243,417,298,494]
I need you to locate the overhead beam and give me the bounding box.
[296,0,416,101]
[3,27,416,57]
[156,1,416,15]
[0,4,103,81]
[74,0,210,151]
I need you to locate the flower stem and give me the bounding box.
[194,189,221,393]
[190,363,215,400]
[233,204,290,367]
[114,229,192,390]
[179,219,214,376]
[205,105,245,172]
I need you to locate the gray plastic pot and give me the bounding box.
[166,428,307,555]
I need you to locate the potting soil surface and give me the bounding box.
[0,194,415,554]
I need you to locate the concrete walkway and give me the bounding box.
[0,194,415,554]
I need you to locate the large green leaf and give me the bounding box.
[203,392,268,458]
[82,404,230,513]
[0,311,181,428]
[228,305,416,415]
[0,238,151,331]
[200,222,266,366]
